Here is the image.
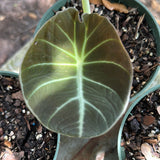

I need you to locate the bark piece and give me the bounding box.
[143,115,155,126]
[102,0,129,13]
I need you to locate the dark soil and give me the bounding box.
[0,75,57,160]
[121,89,160,160]
[64,0,159,97]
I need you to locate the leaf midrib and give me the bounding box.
[76,60,85,137]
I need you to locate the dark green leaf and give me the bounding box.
[20,8,132,138]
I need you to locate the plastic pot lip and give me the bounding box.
[0,71,18,78]
[0,71,61,160]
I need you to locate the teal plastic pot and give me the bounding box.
[0,71,60,160]
[0,71,18,78]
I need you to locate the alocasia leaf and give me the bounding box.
[20,8,132,138]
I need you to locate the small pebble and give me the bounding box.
[142,81,146,85]
[74,3,78,7]
[136,77,140,83]
[61,6,66,11]
[148,62,152,66]
[149,52,153,56]
[31,148,35,152]
[126,140,130,145]
[143,57,148,61]
[36,134,43,140]
[135,32,139,39]
[22,109,26,113]
[5,112,11,119]
[129,152,134,156]
[95,7,98,12]
[6,85,13,90]
[27,111,30,115]
[4,135,8,140]
[148,133,154,137]
[9,131,14,136]
[146,98,150,101]
[151,130,156,134]
[122,27,127,32]
[99,10,103,15]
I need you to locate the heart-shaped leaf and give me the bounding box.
[20,8,132,138]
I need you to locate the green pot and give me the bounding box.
[0,71,19,78]
[0,71,60,160]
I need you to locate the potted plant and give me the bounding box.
[0,70,60,160]
[19,0,133,159]
[1,0,159,159]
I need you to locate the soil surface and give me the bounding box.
[0,75,57,160]
[0,0,160,67]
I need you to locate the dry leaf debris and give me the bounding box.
[141,143,160,160]
[89,0,129,13]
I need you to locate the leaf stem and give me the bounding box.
[82,0,91,14]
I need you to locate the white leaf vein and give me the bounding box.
[22,63,77,73]
[56,24,74,45]
[37,39,76,60]
[84,100,107,125]
[47,97,78,127]
[28,76,76,100]
[84,39,116,60]
[83,61,129,74]
[83,76,117,95]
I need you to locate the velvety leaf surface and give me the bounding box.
[20,8,132,138]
